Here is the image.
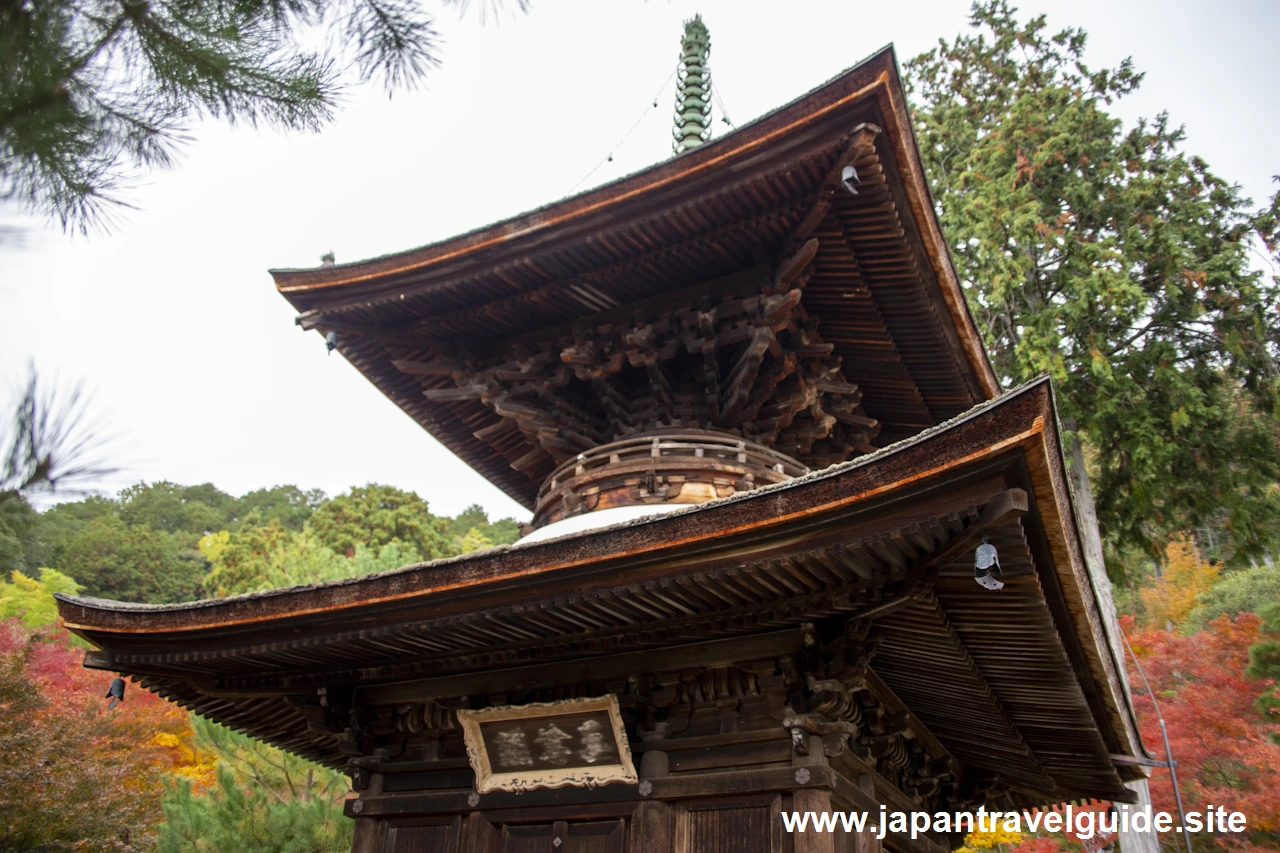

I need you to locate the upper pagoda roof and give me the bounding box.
[271,46,1000,509]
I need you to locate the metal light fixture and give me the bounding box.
[105,675,125,709]
[840,164,861,195]
[974,536,1004,590]
[325,330,339,355]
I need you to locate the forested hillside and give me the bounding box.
[0,481,521,850]
[1,481,521,604]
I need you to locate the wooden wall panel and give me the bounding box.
[499,824,555,853]
[564,820,627,853]
[497,820,627,853]
[383,817,462,852]
[680,796,781,853]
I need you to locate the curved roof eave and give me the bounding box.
[269,45,1000,400]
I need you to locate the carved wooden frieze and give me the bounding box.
[410,244,881,480]
[457,695,637,794]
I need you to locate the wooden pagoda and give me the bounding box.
[57,45,1147,853]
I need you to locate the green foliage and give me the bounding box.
[348,541,422,577]
[118,481,238,542]
[906,2,1280,578]
[460,526,494,554]
[36,494,117,562]
[59,515,204,603]
[117,482,326,539]
[1187,561,1280,628]
[448,503,491,537]
[447,503,522,550]
[0,491,41,575]
[158,716,352,853]
[310,483,454,560]
[199,520,295,598]
[201,522,421,597]
[236,485,327,532]
[0,567,81,628]
[0,0,462,232]
[1254,178,1280,285]
[1248,602,1280,729]
[18,478,517,603]
[2,493,121,579]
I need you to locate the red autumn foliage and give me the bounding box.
[0,619,196,851]
[1015,837,1066,853]
[1002,802,1118,853]
[1123,613,1280,851]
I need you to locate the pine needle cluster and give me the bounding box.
[0,0,505,231]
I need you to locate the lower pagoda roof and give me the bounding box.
[56,378,1145,806]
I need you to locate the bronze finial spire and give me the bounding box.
[672,15,711,154]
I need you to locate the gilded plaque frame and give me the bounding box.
[457,694,637,794]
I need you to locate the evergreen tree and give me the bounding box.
[446,503,522,549]
[200,518,420,597]
[459,526,494,554]
[158,716,352,853]
[906,2,1280,577]
[118,481,238,542]
[1248,603,1280,730]
[199,517,296,597]
[160,769,352,853]
[235,485,327,532]
[0,494,42,576]
[59,515,204,602]
[309,483,453,561]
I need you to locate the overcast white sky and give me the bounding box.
[1,0,1277,522]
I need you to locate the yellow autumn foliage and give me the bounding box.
[1140,538,1219,629]
[957,825,1025,853]
[149,728,217,788]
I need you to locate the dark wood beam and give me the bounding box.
[356,629,803,706]
[392,358,464,376]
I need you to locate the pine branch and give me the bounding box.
[1,0,525,231]
[0,365,116,502]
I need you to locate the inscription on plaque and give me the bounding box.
[458,696,637,793]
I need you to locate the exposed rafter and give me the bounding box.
[405,249,880,472]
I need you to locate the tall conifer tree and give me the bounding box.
[906,2,1280,577]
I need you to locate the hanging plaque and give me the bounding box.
[457,694,637,793]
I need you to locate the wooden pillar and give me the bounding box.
[350,818,380,853]
[853,775,882,853]
[350,771,384,853]
[628,800,674,850]
[793,789,836,853]
[791,732,836,853]
[632,722,673,850]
